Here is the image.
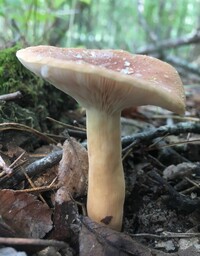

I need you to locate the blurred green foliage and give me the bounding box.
[0,0,199,130]
[0,0,199,61]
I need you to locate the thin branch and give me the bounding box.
[136,0,158,43]
[0,122,56,144]
[137,29,200,54]
[0,150,62,188]
[122,121,200,149]
[166,55,200,76]
[2,122,200,188]
[131,231,200,239]
[0,91,22,101]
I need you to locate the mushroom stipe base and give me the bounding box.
[86,109,125,231]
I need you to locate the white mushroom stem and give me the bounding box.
[86,108,125,231]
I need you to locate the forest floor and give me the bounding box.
[0,46,200,256]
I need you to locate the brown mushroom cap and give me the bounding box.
[16,45,185,115]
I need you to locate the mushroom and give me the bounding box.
[16,46,185,231]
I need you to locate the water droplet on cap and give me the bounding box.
[76,54,82,59]
[124,61,131,67]
[41,65,49,78]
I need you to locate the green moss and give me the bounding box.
[0,46,77,131]
[0,45,44,107]
[0,101,40,128]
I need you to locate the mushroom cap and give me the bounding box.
[16,45,185,115]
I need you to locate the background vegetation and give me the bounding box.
[0,0,199,59]
[0,0,200,128]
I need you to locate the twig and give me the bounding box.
[184,176,200,189]
[131,231,200,239]
[122,122,200,149]
[2,122,200,188]
[152,115,200,122]
[0,155,12,176]
[149,138,200,150]
[181,185,198,195]
[0,91,22,101]
[63,129,86,139]
[16,177,58,193]
[0,150,62,188]
[136,0,158,43]
[22,169,47,204]
[148,170,200,212]
[0,237,67,250]
[137,29,200,54]
[9,151,26,169]
[47,116,86,132]
[0,122,56,144]
[46,117,86,139]
[166,55,200,76]
[46,129,86,140]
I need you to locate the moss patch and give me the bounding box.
[0,45,43,107]
[0,46,77,131]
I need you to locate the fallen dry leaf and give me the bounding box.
[0,217,16,237]
[79,217,191,256]
[50,138,87,243]
[0,189,52,238]
[163,162,199,180]
[56,138,88,203]
[0,237,67,254]
[80,217,154,256]
[50,200,80,243]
